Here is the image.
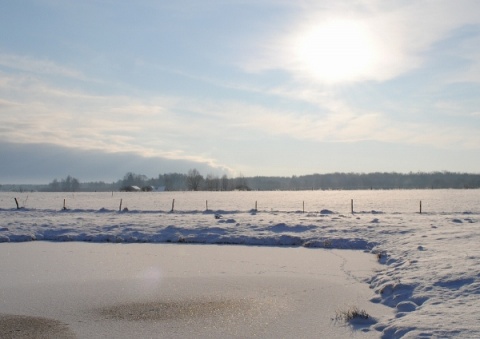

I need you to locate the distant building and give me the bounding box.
[121,185,141,192]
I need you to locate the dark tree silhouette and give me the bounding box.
[186,169,204,191]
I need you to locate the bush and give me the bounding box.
[335,306,371,322]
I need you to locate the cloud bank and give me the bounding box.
[0,142,222,184]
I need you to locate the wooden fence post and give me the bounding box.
[119,199,122,211]
[420,200,422,214]
[171,199,175,212]
[351,199,354,214]
[14,198,19,209]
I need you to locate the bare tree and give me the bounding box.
[186,169,204,191]
[48,175,80,192]
[163,173,187,191]
[70,177,80,192]
[234,173,250,191]
[121,172,148,189]
[49,178,60,192]
[205,174,220,191]
[221,174,230,191]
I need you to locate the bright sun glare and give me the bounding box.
[295,20,377,83]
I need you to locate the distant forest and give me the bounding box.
[2,171,480,192]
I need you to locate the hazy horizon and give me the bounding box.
[2,166,479,187]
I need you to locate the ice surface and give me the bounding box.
[0,242,388,338]
[0,189,479,337]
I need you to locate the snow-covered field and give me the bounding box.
[1,189,479,338]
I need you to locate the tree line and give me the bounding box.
[117,170,250,192]
[2,171,480,192]
[47,175,80,192]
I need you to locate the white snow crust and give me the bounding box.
[1,189,479,338]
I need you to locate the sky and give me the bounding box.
[1,0,480,184]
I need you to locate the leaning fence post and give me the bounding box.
[171,199,175,212]
[119,199,122,211]
[14,198,19,209]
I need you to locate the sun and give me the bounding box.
[295,19,377,84]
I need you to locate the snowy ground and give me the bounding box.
[0,190,479,337]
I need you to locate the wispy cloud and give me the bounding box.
[0,70,234,172]
[0,54,88,80]
[168,93,480,151]
[2,57,478,174]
